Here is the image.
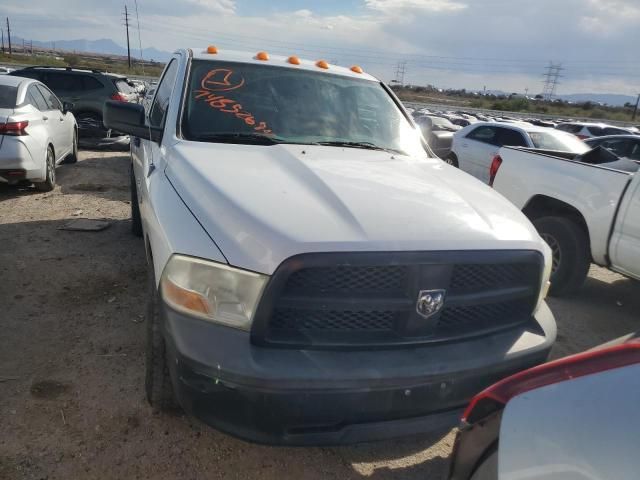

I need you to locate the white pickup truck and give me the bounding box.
[491,146,640,296]
[103,47,555,445]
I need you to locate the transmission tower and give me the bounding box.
[394,61,407,85]
[542,62,563,100]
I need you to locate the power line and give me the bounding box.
[134,0,144,75]
[122,5,131,69]
[135,19,640,78]
[542,62,563,100]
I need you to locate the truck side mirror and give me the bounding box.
[103,100,162,143]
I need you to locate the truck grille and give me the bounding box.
[251,251,543,349]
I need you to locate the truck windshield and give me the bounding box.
[181,60,425,156]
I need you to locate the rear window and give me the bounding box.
[586,126,604,136]
[557,124,582,134]
[0,85,18,108]
[527,131,590,153]
[114,79,134,94]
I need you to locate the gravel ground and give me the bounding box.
[1,150,638,480]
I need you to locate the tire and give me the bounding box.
[130,166,143,237]
[446,152,459,168]
[145,262,179,413]
[75,111,107,139]
[64,130,78,164]
[34,146,56,192]
[533,216,590,296]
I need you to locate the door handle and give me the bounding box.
[59,116,65,122]
[42,116,48,121]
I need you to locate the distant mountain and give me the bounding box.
[13,36,172,62]
[558,93,637,107]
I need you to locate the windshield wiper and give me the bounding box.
[316,141,403,154]
[192,133,286,145]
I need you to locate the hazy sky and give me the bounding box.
[2,0,639,94]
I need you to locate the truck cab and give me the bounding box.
[104,47,556,445]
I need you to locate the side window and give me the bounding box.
[36,84,62,111]
[466,126,498,145]
[27,85,49,111]
[496,128,528,147]
[601,139,630,157]
[81,76,105,91]
[603,127,626,136]
[149,59,179,128]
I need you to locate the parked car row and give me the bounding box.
[8,66,140,141]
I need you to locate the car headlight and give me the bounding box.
[160,254,268,331]
[535,245,553,312]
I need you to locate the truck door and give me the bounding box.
[132,58,179,228]
[609,173,640,279]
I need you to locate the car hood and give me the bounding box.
[166,142,546,274]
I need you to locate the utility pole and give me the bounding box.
[1,29,4,54]
[633,94,640,121]
[30,40,33,55]
[542,62,563,101]
[134,0,145,75]
[123,5,131,69]
[6,17,12,55]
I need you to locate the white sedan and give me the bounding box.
[0,75,77,191]
[449,122,589,183]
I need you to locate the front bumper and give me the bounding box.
[162,302,556,446]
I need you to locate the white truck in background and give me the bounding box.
[491,147,640,295]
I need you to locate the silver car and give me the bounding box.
[0,75,77,191]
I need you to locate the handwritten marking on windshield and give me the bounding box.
[195,69,273,134]
[200,68,245,92]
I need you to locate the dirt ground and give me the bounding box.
[1,150,638,480]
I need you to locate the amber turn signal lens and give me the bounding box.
[162,278,212,316]
[350,65,363,74]
[316,60,329,69]
[256,51,269,61]
[288,56,301,65]
[206,45,218,54]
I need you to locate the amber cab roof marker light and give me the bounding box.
[350,65,364,74]
[316,60,329,69]
[256,51,270,61]
[206,45,218,54]
[288,56,301,65]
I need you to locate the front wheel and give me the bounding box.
[130,166,143,237]
[145,262,179,413]
[446,152,459,168]
[64,130,78,164]
[533,216,590,296]
[34,146,56,192]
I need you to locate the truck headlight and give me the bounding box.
[160,254,268,331]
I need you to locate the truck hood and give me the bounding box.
[166,142,545,274]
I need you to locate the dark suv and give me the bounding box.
[10,66,138,139]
